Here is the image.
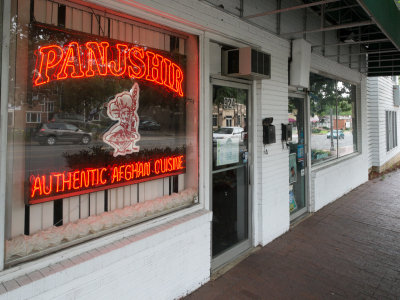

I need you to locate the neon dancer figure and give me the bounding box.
[103,83,141,157]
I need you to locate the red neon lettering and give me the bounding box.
[88,169,96,185]
[145,163,151,176]
[72,170,80,190]
[33,41,184,96]
[62,173,72,192]
[154,160,160,175]
[172,63,184,97]
[33,45,63,86]
[57,42,84,80]
[29,156,186,202]
[54,173,63,192]
[42,175,53,195]
[85,41,109,77]
[100,168,107,184]
[109,44,128,76]
[168,157,173,172]
[128,47,146,79]
[81,170,90,188]
[118,165,125,182]
[163,58,175,91]
[124,165,132,181]
[30,175,42,198]
[111,167,118,184]
[146,51,164,85]
[138,163,143,178]
[96,168,100,185]
[177,155,184,169]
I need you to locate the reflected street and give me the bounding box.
[23,134,187,173]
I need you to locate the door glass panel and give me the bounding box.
[288,97,306,214]
[212,167,248,256]
[212,84,249,257]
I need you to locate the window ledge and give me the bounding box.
[386,146,398,154]
[311,152,362,173]
[0,205,210,288]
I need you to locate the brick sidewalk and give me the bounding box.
[186,170,400,299]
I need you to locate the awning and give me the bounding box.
[239,0,400,77]
[357,0,400,76]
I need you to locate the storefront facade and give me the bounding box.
[2,0,398,298]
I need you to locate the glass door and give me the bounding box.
[211,79,251,269]
[288,95,308,220]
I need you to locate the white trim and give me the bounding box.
[250,81,259,246]
[0,0,11,272]
[201,37,211,211]
[311,151,361,172]
[26,111,42,123]
[209,77,254,269]
[288,92,310,221]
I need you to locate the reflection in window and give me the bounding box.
[226,116,232,126]
[310,73,357,165]
[26,112,41,123]
[212,114,218,127]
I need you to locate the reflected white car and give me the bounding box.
[213,127,244,142]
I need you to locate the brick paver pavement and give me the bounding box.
[186,170,400,299]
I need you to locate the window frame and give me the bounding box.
[3,0,202,268]
[309,73,360,167]
[386,110,398,152]
[26,111,41,123]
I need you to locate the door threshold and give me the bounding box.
[211,246,261,281]
[290,212,312,228]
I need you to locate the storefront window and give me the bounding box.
[310,73,357,165]
[5,0,198,266]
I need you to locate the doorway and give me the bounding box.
[211,78,252,270]
[288,94,309,220]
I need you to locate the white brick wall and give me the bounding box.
[1,211,211,300]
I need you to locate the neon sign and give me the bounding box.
[29,155,185,204]
[33,41,184,96]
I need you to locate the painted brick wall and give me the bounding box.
[1,211,211,300]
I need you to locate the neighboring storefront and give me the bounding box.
[2,0,396,298]
[367,76,400,173]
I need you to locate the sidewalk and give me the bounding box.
[186,170,400,299]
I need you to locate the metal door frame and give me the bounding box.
[288,91,310,222]
[210,76,253,271]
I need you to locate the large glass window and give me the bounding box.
[5,0,198,266]
[310,73,357,165]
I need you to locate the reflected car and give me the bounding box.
[326,130,344,139]
[213,127,244,142]
[35,123,92,145]
[51,113,86,128]
[139,120,161,131]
